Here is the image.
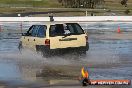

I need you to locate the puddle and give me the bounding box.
[0,61,21,81]
[89,67,132,80]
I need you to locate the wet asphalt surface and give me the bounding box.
[0,22,132,88]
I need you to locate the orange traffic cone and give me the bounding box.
[117,26,121,33]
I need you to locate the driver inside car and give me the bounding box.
[63,24,70,34]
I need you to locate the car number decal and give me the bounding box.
[59,38,77,41]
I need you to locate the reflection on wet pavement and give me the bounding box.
[0,62,21,80]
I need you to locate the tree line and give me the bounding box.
[58,0,128,8]
[58,0,104,8]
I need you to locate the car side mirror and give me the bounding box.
[22,33,31,36]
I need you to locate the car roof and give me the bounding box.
[40,22,78,25]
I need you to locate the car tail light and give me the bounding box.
[85,36,88,42]
[45,39,50,45]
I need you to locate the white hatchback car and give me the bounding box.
[19,22,89,56]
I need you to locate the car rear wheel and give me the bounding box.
[77,50,87,56]
[41,51,51,57]
[36,45,51,57]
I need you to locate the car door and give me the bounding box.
[21,25,34,48]
[28,25,38,50]
[32,25,47,50]
[49,24,62,49]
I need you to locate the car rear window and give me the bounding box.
[66,23,84,35]
[49,23,84,37]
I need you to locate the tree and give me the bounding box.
[121,0,128,7]
[124,9,130,14]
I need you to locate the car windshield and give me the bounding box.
[49,23,84,36]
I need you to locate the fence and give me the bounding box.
[0,16,132,22]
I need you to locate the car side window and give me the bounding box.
[55,24,65,35]
[31,26,38,37]
[49,25,56,37]
[27,25,46,37]
[37,25,46,38]
[25,25,35,36]
[49,24,65,37]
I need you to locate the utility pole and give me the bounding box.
[86,10,88,16]
[18,14,22,33]
[20,22,22,33]
[0,25,1,32]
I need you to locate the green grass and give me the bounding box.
[0,0,131,16]
[0,0,62,7]
[0,0,131,9]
